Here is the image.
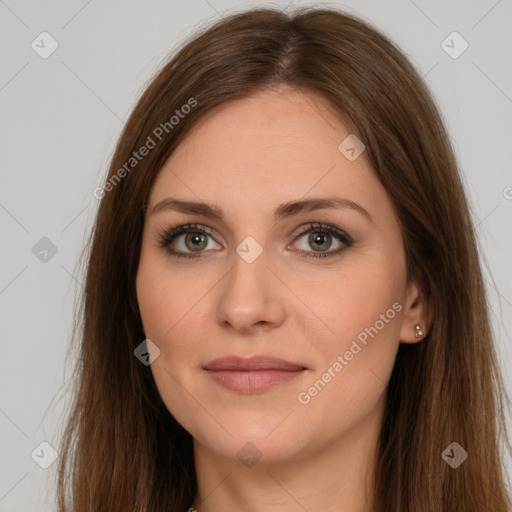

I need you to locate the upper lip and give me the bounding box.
[203,356,306,371]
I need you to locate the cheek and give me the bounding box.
[136,265,205,422]
[136,256,217,407]
[136,248,208,345]
[305,260,404,352]
[293,257,404,408]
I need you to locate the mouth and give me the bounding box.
[203,356,308,394]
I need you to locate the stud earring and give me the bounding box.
[414,324,424,338]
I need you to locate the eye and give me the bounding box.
[157,222,353,260]
[289,223,353,259]
[157,223,221,259]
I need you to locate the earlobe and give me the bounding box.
[399,280,430,344]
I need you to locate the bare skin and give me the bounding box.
[136,85,429,511]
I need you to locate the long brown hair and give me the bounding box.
[57,7,511,511]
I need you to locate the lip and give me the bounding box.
[204,356,307,394]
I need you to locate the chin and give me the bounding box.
[195,425,310,467]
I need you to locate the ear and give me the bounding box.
[399,280,431,344]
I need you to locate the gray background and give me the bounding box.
[1,0,511,510]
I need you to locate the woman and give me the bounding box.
[57,7,512,511]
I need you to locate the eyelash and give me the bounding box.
[157,222,353,260]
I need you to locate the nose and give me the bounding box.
[215,246,286,335]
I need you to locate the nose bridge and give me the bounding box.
[215,240,285,331]
[232,240,268,292]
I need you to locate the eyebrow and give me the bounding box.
[150,196,373,223]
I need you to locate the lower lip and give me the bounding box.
[205,369,305,393]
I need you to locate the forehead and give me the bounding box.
[148,87,383,218]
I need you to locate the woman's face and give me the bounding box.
[136,86,423,466]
